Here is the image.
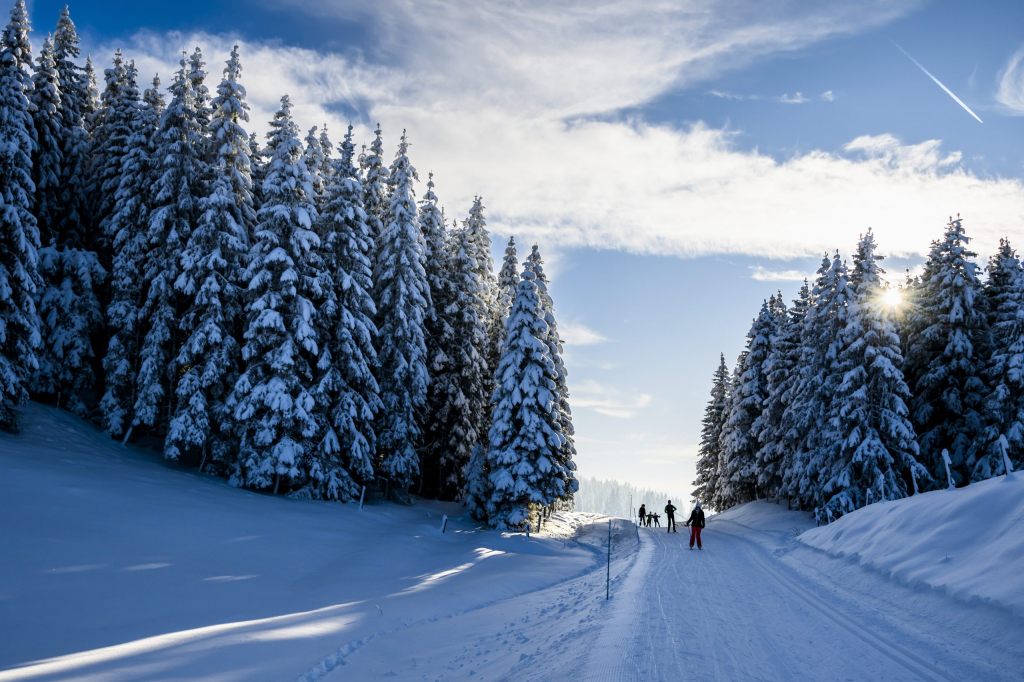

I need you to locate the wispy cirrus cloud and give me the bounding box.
[750,266,813,282]
[559,321,607,347]
[996,46,1024,115]
[572,380,652,419]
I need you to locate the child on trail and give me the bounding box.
[685,501,705,550]
[664,500,677,533]
[638,504,646,527]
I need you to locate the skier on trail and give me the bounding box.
[638,504,647,527]
[685,501,705,550]
[664,500,677,533]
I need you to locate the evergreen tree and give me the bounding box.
[0,0,40,430]
[52,5,90,246]
[486,265,565,528]
[90,50,134,258]
[361,123,387,243]
[99,63,155,437]
[526,245,578,504]
[229,95,322,494]
[374,131,429,491]
[166,45,254,469]
[312,124,381,500]
[693,353,729,507]
[31,36,63,247]
[133,58,207,434]
[248,131,265,207]
[817,231,927,523]
[303,125,328,212]
[904,217,991,486]
[711,361,741,511]
[497,236,518,317]
[187,46,211,133]
[979,239,1024,477]
[82,55,99,131]
[718,299,775,506]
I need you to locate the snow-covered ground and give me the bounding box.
[2,404,1023,680]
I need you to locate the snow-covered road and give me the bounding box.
[585,511,1024,681]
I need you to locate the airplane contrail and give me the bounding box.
[892,41,983,124]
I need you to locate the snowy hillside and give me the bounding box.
[0,404,632,681]
[799,472,1024,616]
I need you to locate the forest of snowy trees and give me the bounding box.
[695,223,1023,524]
[573,477,682,518]
[0,1,577,529]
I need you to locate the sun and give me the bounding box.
[881,288,903,309]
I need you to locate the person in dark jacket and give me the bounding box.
[685,501,705,549]
[638,504,646,527]
[664,500,677,533]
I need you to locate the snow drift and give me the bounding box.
[799,472,1024,615]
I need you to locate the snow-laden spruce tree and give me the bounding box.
[979,238,1024,477]
[133,58,208,435]
[693,353,730,507]
[710,361,740,511]
[779,254,852,509]
[497,236,518,317]
[31,36,62,247]
[486,264,565,529]
[361,123,387,243]
[90,50,136,256]
[99,62,152,437]
[302,124,331,214]
[426,226,491,500]
[82,55,99,131]
[52,6,91,243]
[0,0,41,430]
[750,293,789,499]
[166,45,254,469]
[718,298,777,506]
[755,283,808,502]
[904,217,991,486]
[229,95,323,494]
[312,124,382,500]
[463,197,501,379]
[817,231,927,523]
[187,46,211,134]
[526,245,578,505]
[374,131,430,491]
[249,131,265,206]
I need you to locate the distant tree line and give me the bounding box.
[694,221,1022,523]
[0,1,577,528]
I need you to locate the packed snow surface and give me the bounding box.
[2,404,1023,680]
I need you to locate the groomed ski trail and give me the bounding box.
[584,514,1024,681]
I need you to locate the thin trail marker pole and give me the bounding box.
[606,519,612,600]
[358,485,366,510]
[440,514,448,534]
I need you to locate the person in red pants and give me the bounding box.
[685,501,705,550]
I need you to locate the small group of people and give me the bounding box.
[638,500,706,549]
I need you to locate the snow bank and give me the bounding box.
[799,473,1024,615]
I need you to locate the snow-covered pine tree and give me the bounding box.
[99,63,156,437]
[52,6,90,245]
[463,442,489,521]
[374,131,430,492]
[31,33,104,415]
[89,50,135,259]
[979,238,1024,478]
[361,123,387,244]
[463,197,501,378]
[904,217,991,486]
[417,171,454,498]
[229,95,322,494]
[717,299,775,507]
[82,55,99,132]
[187,46,211,133]
[693,353,729,507]
[750,293,789,500]
[486,264,565,529]
[311,124,382,500]
[0,0,41,430]
[755,283,808,503]
[711,360,741,511]
[166,45,254,470]
[525,245,578,506]
[492,236,518,354]
[248,131,265,207]
[31,36,62,248]
[303,125,328,213]
[132,58,207,436]
[817,231,927,523]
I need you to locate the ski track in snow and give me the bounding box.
[580,515,1023,682]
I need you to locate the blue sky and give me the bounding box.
[26,0,1024,498]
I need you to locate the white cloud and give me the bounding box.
[559,321,607,347]
[88,1,1024,263]
[779,91,810,104]
[820,89,835,102]
[572,380,652,419]
[750,266,813,282]
[996,46,1024,115]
